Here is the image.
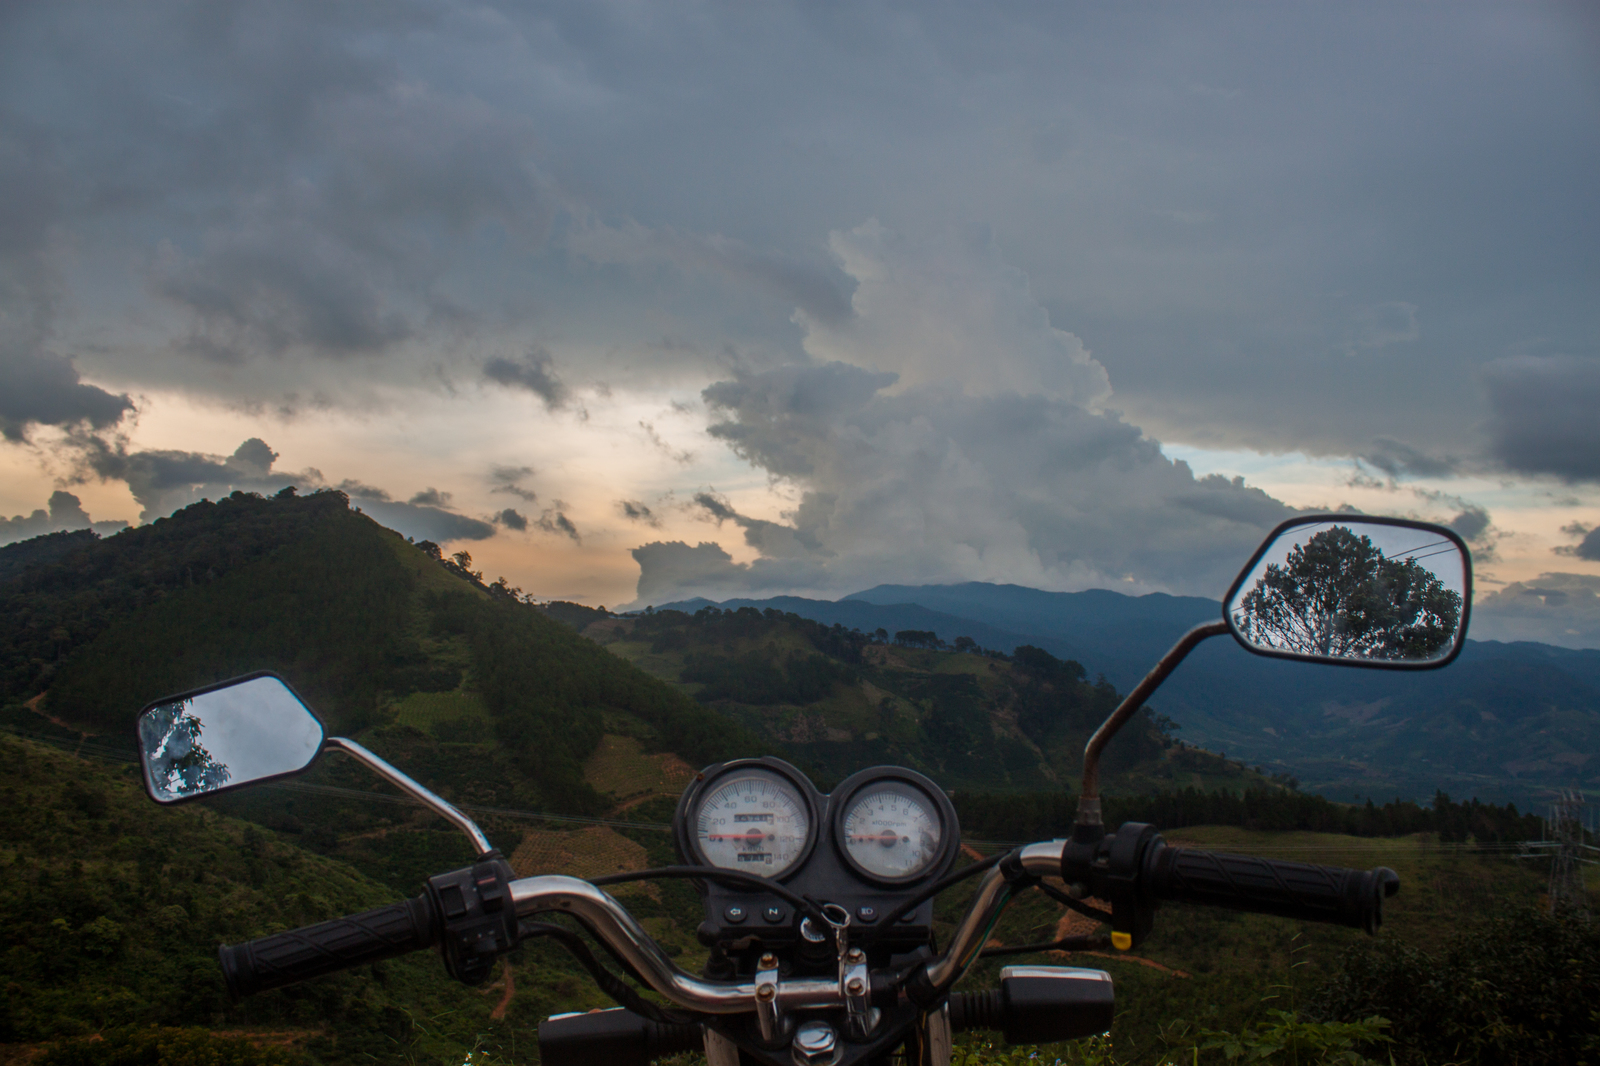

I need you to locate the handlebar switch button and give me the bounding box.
[763,906,785,924]
[725,905,747,924]
[856,906,877,922]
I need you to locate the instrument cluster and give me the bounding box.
[672,758,959,957]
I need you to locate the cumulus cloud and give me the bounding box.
[484,347,569,410]
[1471,573,1600,648]
[800,222,1112,405]
[0,490,129,546]
[1481,355,1600,481]
[625,224,1310,606]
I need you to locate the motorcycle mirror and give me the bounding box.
[1223,515,1471,670]
[137,672,325,804]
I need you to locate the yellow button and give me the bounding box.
[1111,931,1132,951]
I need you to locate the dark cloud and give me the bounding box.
[568,219,854,326]
[484,348,568,410]
[68,434,494,543]
[630,541,746,604]
[489,465,539,503]
[1481,356,1600,481]
[1554,525,1600,563]
[82,437,304,521]
[1472,573,1600,648]
[0,490,129,546]
[493,508,528,531]
[351,497,495,543]
[408,488,451,507]
[618,500,661,527]
[0,111,135,440]
[535,506,580,542]
[1358,438,1458,481]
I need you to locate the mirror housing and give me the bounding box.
[1223,515,1471,670]
[137,671,325,804]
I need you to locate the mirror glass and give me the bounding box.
[138,675,324,803]
[1227,519,1467,665]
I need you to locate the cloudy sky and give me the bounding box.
[3,1,1598,645]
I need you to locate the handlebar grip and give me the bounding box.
[538,1008,701,1066]
[1146,845,1398,934]
[219,893,439,998]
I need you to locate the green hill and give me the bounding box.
[575,605,1264,794]
[4,489,750,815]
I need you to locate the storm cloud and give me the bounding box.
[1481,356,1600,482]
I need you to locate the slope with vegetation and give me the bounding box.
[572,604,1269,795]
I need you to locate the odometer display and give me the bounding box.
[693,769,811,877]
[841,784,942,881]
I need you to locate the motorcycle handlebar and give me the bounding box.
[219,893,438,999]
[217,830,1399,1009]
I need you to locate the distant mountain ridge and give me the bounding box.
[662,582,1600,808]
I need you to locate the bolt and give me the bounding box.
[846,948,864,964]
[757,983,776,1002]
[846,977,864,995]
[792,1021,838,1066]
[759,953,778,970]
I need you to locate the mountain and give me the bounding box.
[666,584,1600,809]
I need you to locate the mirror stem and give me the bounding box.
[1075,621,1229,837]
[325,736,495,856]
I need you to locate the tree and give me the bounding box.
[1233,526,1462,660]
[138,701,230,798]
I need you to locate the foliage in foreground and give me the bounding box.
[1310,904,1600,1066]
[38,1026,301,1066]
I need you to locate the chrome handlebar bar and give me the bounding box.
[509,840,1068,1015]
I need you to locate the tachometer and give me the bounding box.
[692,768,812,877]
[840,784,943,880]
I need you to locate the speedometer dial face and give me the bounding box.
[841,784,942,880]
[694,769,811,877]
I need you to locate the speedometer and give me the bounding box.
[692,768,812,877]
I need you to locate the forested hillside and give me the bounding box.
[2,489,748,814]
[571,604,1265,794]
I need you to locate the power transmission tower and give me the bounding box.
[1546,789,1594,914]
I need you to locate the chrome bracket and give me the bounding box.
[754,954,787,1044]
[325,736,494,856]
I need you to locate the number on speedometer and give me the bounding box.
[694,769,810,877]
[841,784,942,880]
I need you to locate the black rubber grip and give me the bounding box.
[1145,845,1398,934]
[219,893,439,998]
[538,1008,701,1066]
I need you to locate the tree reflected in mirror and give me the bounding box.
[1230,523,1464,663]
[139,702,231,798]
